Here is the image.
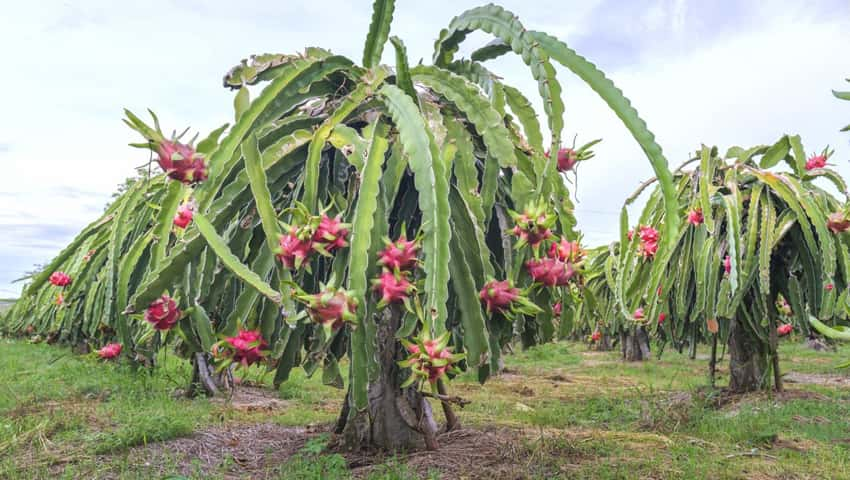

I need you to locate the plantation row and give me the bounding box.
[3,0,850,451]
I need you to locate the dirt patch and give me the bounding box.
[783,372,850,387]
[210,386,290,412]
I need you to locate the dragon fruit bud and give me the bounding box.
[658,312,667,325]
[827,212,850,234]
[591,331,602,342]
[627,229,634,241]
[826,283,835,291]
[49,271,72,287]
[98,343,122,360]
[548,237,585,263]
[687,208,704,226]
[55,293,64,306]
[312,214,349,252]
[633,307,645,321]
[526,258,574,287]
[377,234,419,271]
[301,288,358,331]
[173,202,194,229]
[723,255,732,275]
[156,140,208,184]
[777,324,793,337]
[277,227,314,270]
[553,302,562,316]
[372,271,415,307]
[144,294,180,331]
[479,279,520,313]
[224,329,268,366]
[805,154,827,170]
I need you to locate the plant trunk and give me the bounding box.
[187,352,233,397]
[727,317,768,393]
[621,327,650,361]
[339,306,439,451]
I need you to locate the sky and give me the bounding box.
[0,0,848,297]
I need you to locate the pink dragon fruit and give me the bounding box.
[553,302,563,316]
[299,288,358,331]
[173,202,194,229]
[510,202,555,250]
[723,255,732,275]
[479,280,519,314]
[155,140,208,184]
[826,283,835,291]
[49,271,71,287]
[97,343,122,360]
[224,330,268,367]
[400,333,465,385]
[372,271,416,307]
[658,312,667,325]
[637,226,659,259]
[687,208,704,226]
[805,154,827,170]
[277,227,314,270]
[377,234,419,272]
[548,237,585,263]
[144,294,180,330]
[777,323,793,337]
[526,258,574,287]
[591,331,602,342]
[312,214,349,253]
[633,307,645,321]
[827,212,850,234]
[545,148,579,172]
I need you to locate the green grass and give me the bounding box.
[2,335,850,478]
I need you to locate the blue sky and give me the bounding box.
[0,0,848,296]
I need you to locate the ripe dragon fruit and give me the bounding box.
[591,331,602,342]
[805,154,827,170]
[144,294,181,330]
[479,280,519,313]
[97,343,122,360]
[156,140,208,184]
[553,302,562,316]
[49,271,71,287]
[723,255,732,275]
[545,148,579,172]
[223,330,268,367]
[778,297,793,316]
[312,214,349,253]
[826,283,835,291]
[510,202,555,250]
[399,333,465,386]
[777,323,793,337]
[633,307,645,321]
[297,288,358,331]
[377,234,420,272]
[548,237,585,263]
[173,202,194,229]
[687,208,704,226]
[526,257,574,287]
[277,227,314,270]
[658,312,667,325]
[372,270,416,307]
[827,212,850,234]
[637,226,659,259]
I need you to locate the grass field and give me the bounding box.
[2,336,850,479]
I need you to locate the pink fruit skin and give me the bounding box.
[144,295,180,330]
[306,290,356,330]
[373,271,414,305]
[479,279,519,313]
[156,140,208,183]
[687,209,704,226]
[173,203,194,229]
[277,228,313,269]
[313,214,349,252]
[225,330,268,366]
[98,343,122,359]
[805,155,826,170]
[49,271,72,287]
[526,258,574,287]
[377,235,419,271]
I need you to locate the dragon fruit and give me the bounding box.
[778,297,793,316]
[144,294,180,330]
[510,202,555,250]
[637,226,659,259]
[298,288,358,331]
[687,208,704,226]
[658,312,667,325]
[526,257,574,287]
[633,308,645,321]
[723,255,732,275]
[777,323,793,337]
[49,271,71,287]
[400,333,465,385]
[545,148,579,172]
[479,280,519,313]
[173,202,194,229]
[377,234,420,272]
[223,330,268,367]
[591,331,602,342]
[312,214,349,253]
[155,140,208,184]
[277,227,314,270]
[805,154,827,170]
[553,302,562,316]
[627,229,634,241]
[826,283,835,291]
[548,237,585,263]
[97,343,122,360]
[706,318,719,334]
[372,271,416,307]
[827,212,850,234]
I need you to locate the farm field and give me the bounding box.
[2,337,849,479]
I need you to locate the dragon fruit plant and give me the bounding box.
[6,1,681,452]
[594,139,850,391]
